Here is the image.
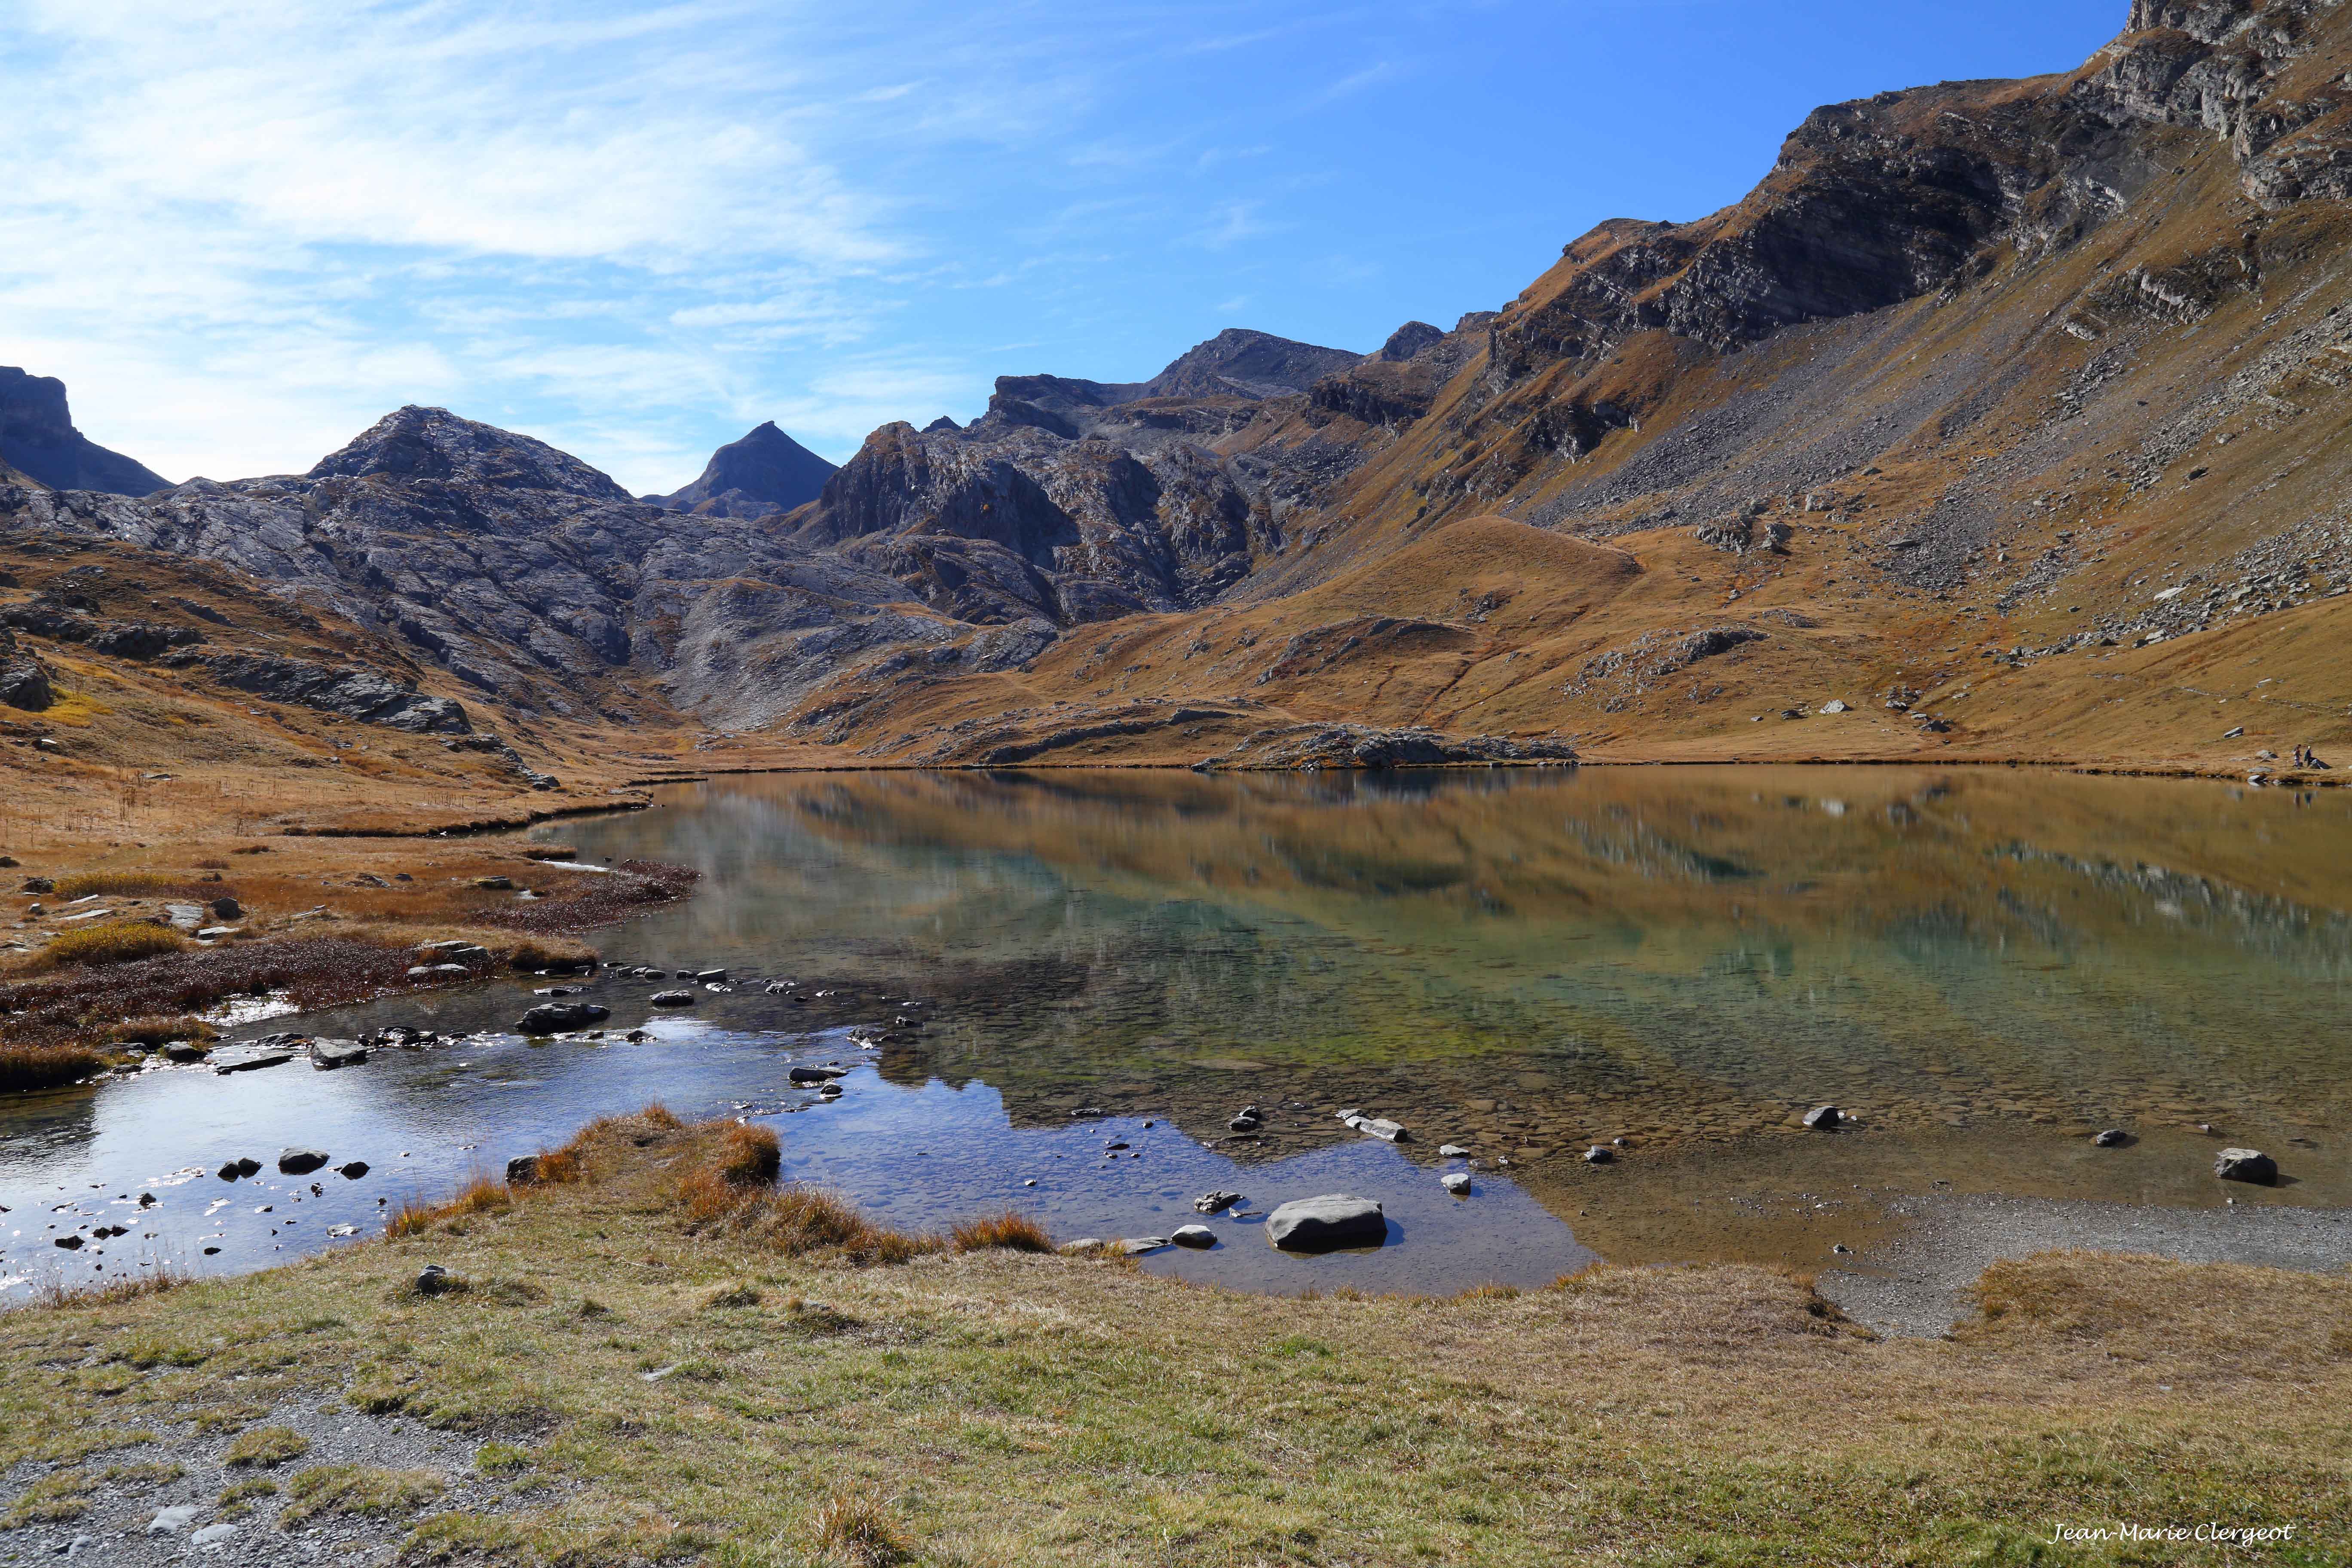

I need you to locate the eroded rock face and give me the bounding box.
[159,651,470,732]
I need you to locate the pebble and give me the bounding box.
[1170,1224,1216,1249]
[1802,1105,1843,1130]
[1442,1172,1472,1194]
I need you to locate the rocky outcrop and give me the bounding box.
[157,650,472,732]
[1,595,205,658]
[0,370,168,496]
[655,421,836,518]
[0,405,937,727]
[1484,0,2340,388]
[1203,724,1578,770]
[0,625,50,712]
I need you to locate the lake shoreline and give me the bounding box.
[3,1109,2346,1563]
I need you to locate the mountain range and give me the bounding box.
[3,0,2348,774]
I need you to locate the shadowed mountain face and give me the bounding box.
[655,421,837,519]
[7,0,2352,770]
[0,369,168,496]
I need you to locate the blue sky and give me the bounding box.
[2,0,2125,494]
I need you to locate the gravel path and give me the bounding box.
[1818,1193,2352,1338]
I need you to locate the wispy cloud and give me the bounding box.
[3,0,1883,493]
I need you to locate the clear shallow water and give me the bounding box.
[4,764,2348,1299]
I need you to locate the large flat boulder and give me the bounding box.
[1266,1194,1387,1253]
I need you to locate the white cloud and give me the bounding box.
[0,0,1433,493]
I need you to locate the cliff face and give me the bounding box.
[0,369,168,496]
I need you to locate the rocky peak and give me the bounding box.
[0,368,169,496]
[979,328,1361,439]
[307,406,633,502]
[1371,322,1447,363]
[1139,328,1362,399]
[657,420,836,519]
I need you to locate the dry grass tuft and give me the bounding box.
[812,1487,914,1568]
[104,1014,218,1047]
[0,1042,106,1093]
[751,1186,943,1265]
[653,1118,941,1262]
[53,871,235,899]
[716,1122,781,1185]
[385,1173,511,1238]
[502,936,593,972]
[34,919,187,969]
[279,1464,447,1525]
[641,1102,684,1130]
[31,1266,188,1309]
[223,1425,309,1468]
[950,1210,1054,1254]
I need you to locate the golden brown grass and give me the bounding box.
[33,919,186,969]
[950,1209,1054,1254]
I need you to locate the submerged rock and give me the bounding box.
[515,1001,610,1035]
[277,1148,330,1175]
[214,1053,294,1076]
[1194,1190,1242,1214]
[649,989,695,1007]
[1442,1172,1472,1194]
[308,1039,369,1069]
[1266,1194,1386,1253]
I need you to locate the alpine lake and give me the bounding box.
[6,765,2349,1305]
